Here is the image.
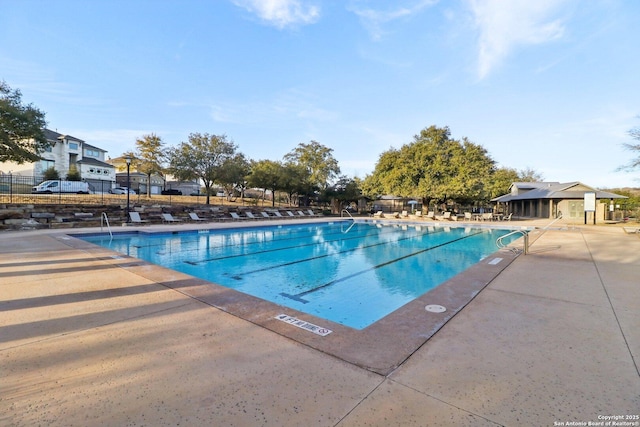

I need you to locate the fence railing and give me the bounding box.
[0,175,284,208]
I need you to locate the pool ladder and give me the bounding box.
[101,212,113,240]
[496,229,529,255]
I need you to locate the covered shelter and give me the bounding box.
[492,182,626,223]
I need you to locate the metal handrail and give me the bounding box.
[496,229,529,254]
[101,212,113,239]
[542,212,563,229]
[341,209,354,219]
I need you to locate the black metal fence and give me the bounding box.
[0,175,211,206]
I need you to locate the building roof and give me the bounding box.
[43,128,84,143]
[76,158,114,168]
[492,181,627,202]
[83,143,106,153]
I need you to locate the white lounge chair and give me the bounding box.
[400,210,409,218]
[162,213,182,223]
[306,209,316,216]
[230,212,248,221]
[372,211,384,218]
[297,211,306,216]
[286,211,295,217]
[188,212,206,221]
[244,212,260,220]
[261,211,274,219]
[129,212,149,224]
[425,211,435,220]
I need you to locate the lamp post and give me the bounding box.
[125,156,131,223]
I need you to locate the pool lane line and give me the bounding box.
[183,224,424,265]
[115,223,376,254]
[280,230,485,303]
[101,222,363,251]
[223,227,456,281]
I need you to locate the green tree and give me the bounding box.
[0,81,50,163]
[42,166,60,180]
[218,153,251,201]
[486,167,520,200]
[167,133,236,205]
[284,141,340,203]
[66,165,81,181]
[247,160,284,207]
[280,162,311,206]
[362,125,496,210]
[324,175,362,213]
[134,133,166,197]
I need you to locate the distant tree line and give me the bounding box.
[5,80,638,211]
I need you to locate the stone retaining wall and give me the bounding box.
[0,204,200,231]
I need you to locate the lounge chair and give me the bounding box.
[129,211,149,224]
[244,212,260,220]
[162,213,183,223]
[400,210,409,218]
[464,212,472,221]
[188,212,207,221]
[411,210,422,219]
[273,211,285,218]
[230,212,248,221]
[372,211,384,218]
[436,212,451,221]
[425,211,435,220]
[502,213,513,221]
[623,226,640,234]
[481,212,493,221]
[306,209,316,216]
[286,211,296,217]
[297,211,306,216]
[261,211,274,219]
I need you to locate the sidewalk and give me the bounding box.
[1,224,638,426]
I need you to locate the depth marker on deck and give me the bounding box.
[488,257,503,265]
[275,314,332,336]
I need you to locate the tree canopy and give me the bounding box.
[247,160,284,207]
[134,133,166,197]
[0,81,49,163]
[284,141,340,191]
[362,126,496,208]
[167,133,237,205]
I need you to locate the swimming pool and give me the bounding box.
[80,221,518,329]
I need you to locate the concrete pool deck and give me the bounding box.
[1,219,638,426]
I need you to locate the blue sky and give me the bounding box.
[1,0,639,188]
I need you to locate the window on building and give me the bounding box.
[84,149,100,157]
[40,159,55,170]
[69,142,79,150]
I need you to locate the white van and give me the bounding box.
[32,180,92,194]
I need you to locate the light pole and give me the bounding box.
[125,156,131,223]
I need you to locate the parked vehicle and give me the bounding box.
[161,189,182,195]
[109,187,135,194]
[32,180,91,194]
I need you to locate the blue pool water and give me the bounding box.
[80,221,517,329]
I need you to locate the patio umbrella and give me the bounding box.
[408,200,419,212]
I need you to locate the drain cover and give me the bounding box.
[425,304,446,313]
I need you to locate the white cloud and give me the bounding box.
[348,0,437,40]
[468,0,570,79]
[232,0,320,29]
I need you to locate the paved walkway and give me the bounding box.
[1,223,638,426]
